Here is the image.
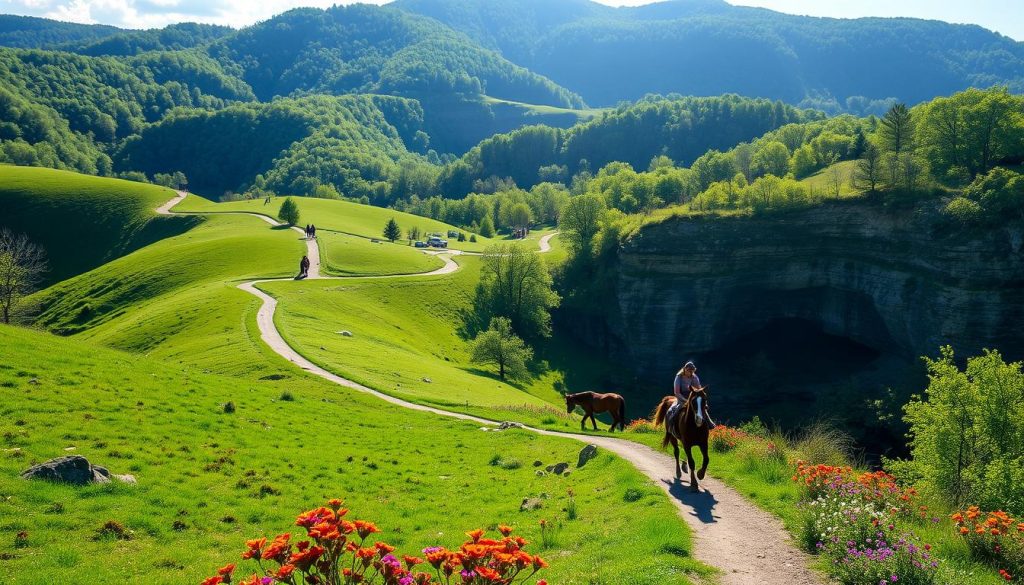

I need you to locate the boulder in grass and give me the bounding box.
[20,456,131,485]
[577,444,598,468]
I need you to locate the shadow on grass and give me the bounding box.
[665,479,719,524]
[461,366,530,391]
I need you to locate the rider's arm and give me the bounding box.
[673,375,685,400]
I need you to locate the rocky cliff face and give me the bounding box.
[608,200,1024,385]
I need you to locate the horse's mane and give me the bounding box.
[567,391,593,400]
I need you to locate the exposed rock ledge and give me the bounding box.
[607,199,1024,384]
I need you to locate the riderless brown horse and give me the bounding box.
[653,387,711,491]
[565,391,626,432]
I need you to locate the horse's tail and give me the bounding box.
[653,398,667,427]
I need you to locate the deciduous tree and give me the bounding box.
[0,229,47,324]
[470,317,533,381]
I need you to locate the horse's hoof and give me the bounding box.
[697,468,706,480]
[681,464,688,473]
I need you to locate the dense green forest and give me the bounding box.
[0,4,1022,224]
[395,0,1024,109]
[436,94,818,196]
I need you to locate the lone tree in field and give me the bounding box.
[407,226,421,242]
[278,197,300,226]
[853,143,883,193]
[471,317,533,381]
[383,218,402,242]
[0,229,47,324]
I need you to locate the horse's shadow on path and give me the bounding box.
[664,479,719,524]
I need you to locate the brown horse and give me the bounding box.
[653,387,711,492]
[565,392,626,432]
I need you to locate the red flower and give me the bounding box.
[201,577,223,585]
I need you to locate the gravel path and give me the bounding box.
[158,194,824,585]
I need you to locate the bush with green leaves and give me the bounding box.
[895,347,1024,515]
[278,197,300,226]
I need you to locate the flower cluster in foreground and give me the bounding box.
[952,506,1024,581]
[795,463,938,585]
[202,500,549,585]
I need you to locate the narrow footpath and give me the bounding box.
[159,192,825,585]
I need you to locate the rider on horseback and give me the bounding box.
[671,361,716,430]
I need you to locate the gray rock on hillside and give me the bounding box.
[20,456,133,485]
[577,444,598,467]
[545,462,569,475]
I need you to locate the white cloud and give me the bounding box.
[1,0,388,29]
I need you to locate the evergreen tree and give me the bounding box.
[879,103,914,154]
[383,217,402,242]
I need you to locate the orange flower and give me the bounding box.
[532,555,548,570]
[216,563,236,576]
[498,525,513,537]
[403,555,424,569]
[354,520,380,539]
[275,564,296,579]
[327,498,344,511]
[375,542,396,555]
[201,577,223,585]
[465,529,485,542]
[475,566,502,581]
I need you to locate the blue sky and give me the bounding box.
[0,0,1021,41]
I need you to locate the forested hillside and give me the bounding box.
[395,0,1024,108]
[0,2,1021,208]
[117,95,428,197]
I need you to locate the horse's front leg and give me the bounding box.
[697,442,709,480]
[672,439,681,480]
[685,444,699,492]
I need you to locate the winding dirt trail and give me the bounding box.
[159,193,825,585]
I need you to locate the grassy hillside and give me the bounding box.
[261,243,639,435]
[0,166,197,285]
[797,160,861,198]
[0,324,710,584]
[30,212,302,375]
[174,195,501,252]
[317,231,445,276]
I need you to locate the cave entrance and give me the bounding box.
[695,317,919,459]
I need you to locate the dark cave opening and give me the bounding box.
[692,318,922,459]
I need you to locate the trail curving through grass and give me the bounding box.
[160,193,824,585]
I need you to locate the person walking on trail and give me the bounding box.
[299,255,310,278]
[304,224,311,239]
[310,224,317,239]
[669,361,716,429]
